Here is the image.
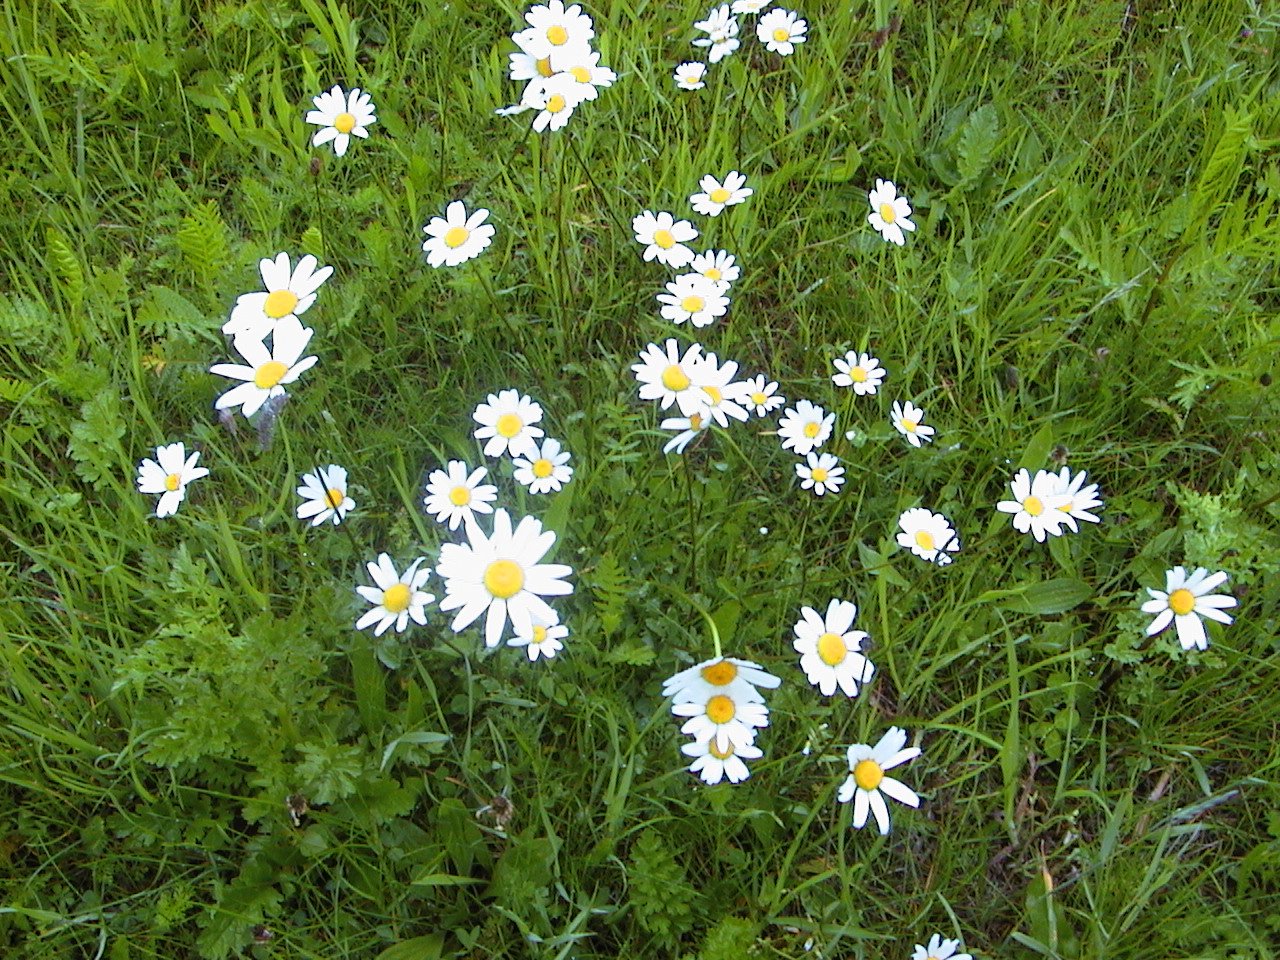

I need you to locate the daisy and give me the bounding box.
[296,464,354,526]
[525,73,590,132]
[896,508,961,566]
[673,689,769,753]
[736,374,785,416]
[1141,566,1237,651]
[731,0,771,12]
[355,554,434,637]
[690,249,741,285]
[556,47,617,100]
[210,315,318,418]
[689,352,750,426]
[868,179,916,246]
[657,273,730,328]
[995,468,1072,542]
[632,210,698,268]
[832,351,886,395]
[674,62,708,90]
[890,399,935,447]
[912,934,973,960]
[422,201,496,268]
[796,452,845,496]
[793,599,874,697]
[681,737,763,785]
[473,389,545,457]
[436,509,574,649]
[660,412,709,454]
[423,460,497,531]
[632,339,707,414]
[222,253,333,341]
[1048,466,1104,530]
[521,0,595,58]
[508,613,569,661]
[693,4,740,64]
[136,442,209,518]
[305,85,376,158]
[757,8,806,54]
[690,171,753,217]
[512,437,574,494]
[837,727,922,835]
[662,656,781,707]
[777,399,834,456]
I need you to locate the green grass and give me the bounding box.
[2,0,1279,957]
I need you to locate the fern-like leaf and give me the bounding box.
[957,103,1000,185]
[177,200,230,279]
[588,550,629,638]
[45,227,84,307]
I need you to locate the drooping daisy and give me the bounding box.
[681,737,763,785]
[657,273,730,328]
[1048,466,1104,530]
[508,613,569,661]
[692,4,741,63]
[777,399,834,456]
[757,7,806,54]
[868,179,916,246]
[355,554,434,637]
[674,61,708,90]
[837,727,922,835]
[632,210,698,268]
[793,599,874,697]
[422,201,496,268]
[305,85,377,158]
[210,315,318,418]
[796,452,845,496]
[731,0,771,12]
[689,352,750,426]
[911,934,973,960]
[1141,566,1237,651]
[436,509,574,649]
[660,412,710,454]
[473,389,545,458]
[995,468,1072,542]
[690,170,753,216]
[673,689,769,753]
[222,253,334,341]
[832,351,886,396]
[520,0,595,58]
[512,437,574,494]
[690,249,741,285]
[736,374,785,416]
[896,508,961,566]
[890,400,935,447]
[423,461,498,531]
[662,656,781,706]
[296,464,354,526]
[136,442,209,519]
[632,339,707,414]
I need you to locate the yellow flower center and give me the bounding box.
[705,694,735,724]
[484,559,525,599]
[773,27,790,42]
[264,289,299,319]
[546,94,567,113]
[653,229,675,249]
[688,413,704,430]
[164,473,181,492]
[325,487,345,508]
[532,624,548,643]
[570,66,591,83]
[708,740,735,760]
[444,226,470,248]
[546,24,569,45]
[704,267,722,281]
[661,364,690,391]
[496,413,523,438]
[448,485,471,506]
[532,458,553,478]
[702,385,722,405]
[253,360,288,389]
[812,466,831,484]
[1058,500,1075,512]
[382,583,411,613]
[901,419,918,432]
[817,631,846,666]
[700,660,738,686]
[879,202,897,224]
[1023,495,1044,517]
[915,530,936,551]
[803,422,821,438]
[681,295,705,314]
[750,391,766,405]
[333,111,356,134]
[850,366,868,383]
[853,758,884,791]
[1168,588,1196,616]
[536,57,554,77]
[709,187,731,204]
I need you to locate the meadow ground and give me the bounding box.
[1,0,1279,957]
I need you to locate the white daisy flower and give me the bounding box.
[210,315,318,418]
[657,273,730,328]
[136,442,209,519]
[472,389,545,458]
[305,85,376,158]
[508,613,569,661]
[1047,466,1104,530]
[1140,566,1237,651]
[436,508,574,648]
[660,412,710,454]
[690,170,753,217]
[832,351,886,395]
[995,468,1073,542]
[689,352,750,426]
[793,599,874,697]
[693,4,740,63]
[796,452,844,496]
[422,201,496,268]
[556,47,617,100]
[632,339,707,415]
[673,689,768,753]
[222,253,333,341]
[632,210,699,268]
[731,0,771,12]
[757,8,807,54]
[867,179,916,246]
[890,399,935,447]
[520,0,595,58]
[423,461,497,531]
[777,399,834,456]
[912,934,973,960]
[662,656,781,707]
[506,39,558,83]
[690,249,741,285]
[896,508,961,566]
[355,554,434,637]
[837,726,922,835]
[674,61,708,90]
[521,72,590,132]
[681,737,763,785]
[512,437,574,494]
[296,464,354,526]
[737,374,785,416]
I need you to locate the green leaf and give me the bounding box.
[375,935,445,960]
[996,579,1093,615]
[409,872,483,887]
[1016,422,1055,471]
[380,731,450,772]
[957,103,1000,184]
